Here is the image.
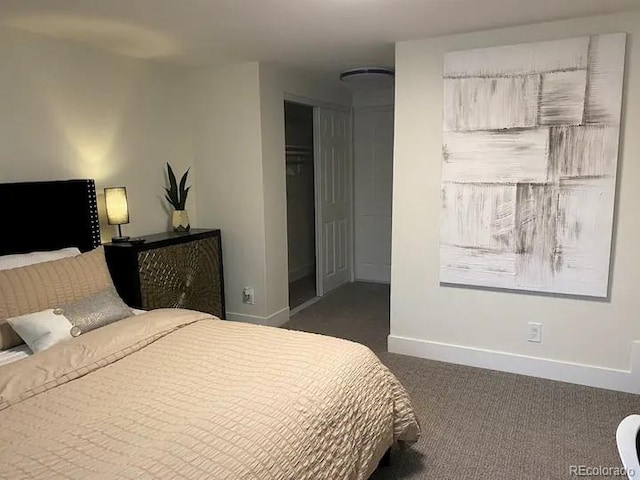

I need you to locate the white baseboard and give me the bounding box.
[289,264,315,283]
[226,307,290,327]
[354,277,390,285]
[290,296,321,316]
[388,335,640,395]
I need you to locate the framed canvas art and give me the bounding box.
[439,33,626,297]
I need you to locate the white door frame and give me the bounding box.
[284,93,354,298]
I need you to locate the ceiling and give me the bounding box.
[1,0,638,81]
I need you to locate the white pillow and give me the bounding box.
[0,247,81,270]
[7,309,75,353]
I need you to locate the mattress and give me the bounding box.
[0,308,420,479]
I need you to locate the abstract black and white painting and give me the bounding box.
[440,34,626,297]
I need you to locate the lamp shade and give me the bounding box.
[104,187,130,225]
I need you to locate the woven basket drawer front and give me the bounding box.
[137,236,223,318]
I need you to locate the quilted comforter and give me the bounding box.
[0,309,420,480]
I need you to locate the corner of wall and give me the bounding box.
[226,306,290,328]
[190,61,269,321]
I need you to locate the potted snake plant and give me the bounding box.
[165,163,191,232]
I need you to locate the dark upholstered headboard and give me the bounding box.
[0,179,101,255]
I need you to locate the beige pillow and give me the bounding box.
[0,247,114,350]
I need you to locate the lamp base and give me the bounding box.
[111,236,130,243]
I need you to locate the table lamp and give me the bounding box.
[104,187,130,243]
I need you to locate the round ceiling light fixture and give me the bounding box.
[339,66,395,86]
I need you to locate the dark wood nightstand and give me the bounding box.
[104,229,225,319]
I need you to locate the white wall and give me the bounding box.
[390,12,640,393]
[189,62,268,321]
[352,87,394,109]
[0,27,195,241]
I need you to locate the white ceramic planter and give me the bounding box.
[172,210,190,232]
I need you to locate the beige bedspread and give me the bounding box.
[0,309,420,480]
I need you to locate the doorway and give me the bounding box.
[285,101,317,310]
[353,105,394,283]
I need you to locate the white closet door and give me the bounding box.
[354,106,394,283]
[314,107,352,296]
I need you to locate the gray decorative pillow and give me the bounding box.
[56,287,134,334]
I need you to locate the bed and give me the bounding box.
[0,179,420,480]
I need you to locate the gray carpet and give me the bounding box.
[283,282,640,480]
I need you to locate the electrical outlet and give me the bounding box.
[528,322,542,343]
[242,287,255,305]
